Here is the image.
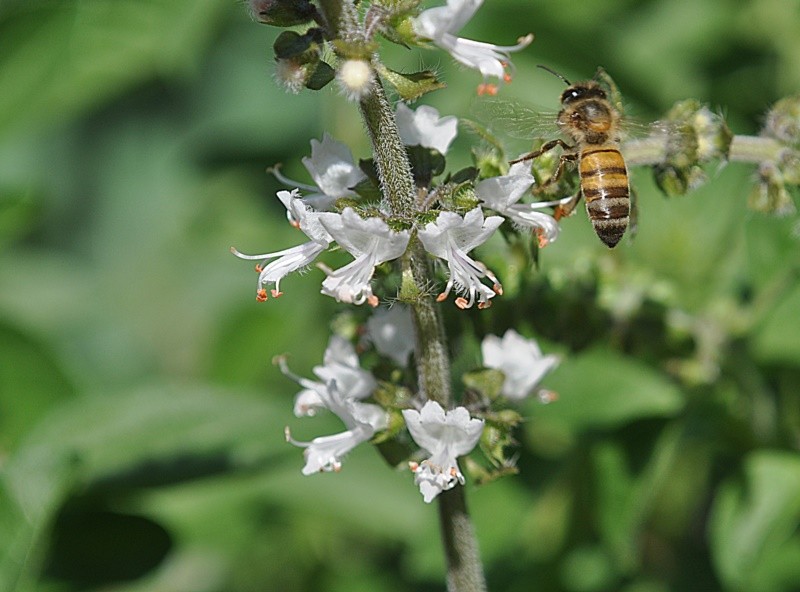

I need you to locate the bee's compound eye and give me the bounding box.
[562,88,584,104]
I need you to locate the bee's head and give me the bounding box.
[560,82,607,105]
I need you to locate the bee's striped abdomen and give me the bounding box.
[579,145,630,248]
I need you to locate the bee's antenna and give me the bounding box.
[537,64,571,86]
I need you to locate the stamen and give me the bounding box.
[256,289,268,302]
[455,297,469,309]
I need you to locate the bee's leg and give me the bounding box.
[509,139,573,165]
[535,151,578,192]
[554,188,583,220]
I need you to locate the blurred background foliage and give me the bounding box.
[1,0,799,591]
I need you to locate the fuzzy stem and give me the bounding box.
[623,134,786,166]
[439,487,488,592]
[728,135,785,163]
[359,79,416,217]
[358,73,486,592]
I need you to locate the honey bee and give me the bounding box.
[473,65,636,248]
[507,66,632,248]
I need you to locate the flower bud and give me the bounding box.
[248,0,317,27]
[336,59,374,101]
[749,161,796,215]
[764,94,800,147]
[652,99,731,196]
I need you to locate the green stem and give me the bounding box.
[359,78,416,217]
[439,487,488,592]
[728,135,784,163]
[358,74,486,592]
[622,134,785,166]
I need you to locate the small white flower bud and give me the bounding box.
[274,58,308,94]
[336,59,374,102]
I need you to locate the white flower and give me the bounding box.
[337,59,374,101]
[318,208,411,307]
[402,401,484,503]
[413,0,533,95]
[395,103,458,154]
[279,334,377,417]
[231,189,333,300]
[286,381,388,475]
[418,206,503,309]
[481,329,560,400]
[273,133,367,213]
[365,305,415,366]
[475,162,562,247]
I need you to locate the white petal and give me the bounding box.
[302,133,366,198]
[396,103,458,154]
[365,305,415,366]
[481,329,560,400]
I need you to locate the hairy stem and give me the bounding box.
[358,74,486,592]
[359,78,416,217]
[623,134,785,166]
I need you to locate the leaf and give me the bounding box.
[0,385,289,590]
[377,66,446,101]
[0,0,226,136]
[528,347,685,434]
[751,284,800,365]
[0,321,75,451]
[709,451,800,592]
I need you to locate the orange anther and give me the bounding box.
[256,289,268,302]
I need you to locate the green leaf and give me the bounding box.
[0,0,226,136]
[528,347,685,434]
[406,145,446,187]
[273,29,318,59]
[305,60,335,91]
[0,321,75,451]
[376,66,446,101]
[709,451,800,592]
[0,385,289,590]
[0,186,39,248]
[751,284,800,365]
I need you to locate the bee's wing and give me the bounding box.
[470,97,559,139]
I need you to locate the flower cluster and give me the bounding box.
[281,329,557,502]
[238,0,564,506]
[281,335,387,474]
[413,0,533,95]
[233,105,561,308]
[255,0,532,101]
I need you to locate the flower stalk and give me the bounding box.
[358,66,487,592]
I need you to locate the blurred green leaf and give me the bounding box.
[528,347,685,435]
[709,450,800,592]
[751,284,800,365]
[0,187,39,248]
[0,385,289,590]
[0,0,227,136]
[0,321,75,451]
